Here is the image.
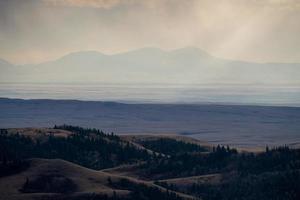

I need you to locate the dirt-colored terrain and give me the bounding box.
[0,158,196,200]
[0,128,202,200]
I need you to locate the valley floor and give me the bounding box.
[1,98,300,150]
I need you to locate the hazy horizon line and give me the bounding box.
[1,97,299,108]
[2,46,300,66]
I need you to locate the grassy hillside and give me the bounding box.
[0,125,151,171]
[0,158,194,200]
[1,125,300,200]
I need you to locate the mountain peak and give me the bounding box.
[53,51,108,64]
[61,50,107,59]
[0,58,13,67]
[171,46,211,56]
[115,47,166,57]
[137,47,165,52]
[50,47,211,62]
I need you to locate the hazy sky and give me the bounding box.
[0,0,300,64]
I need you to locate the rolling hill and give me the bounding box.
[1,126,300,200]
[0,158,195,200]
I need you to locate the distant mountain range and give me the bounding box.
[1,47,300,85]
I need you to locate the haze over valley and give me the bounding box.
[1,47,300,106]
[1,47,300,85]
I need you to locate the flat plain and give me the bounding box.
[1,98,299,150]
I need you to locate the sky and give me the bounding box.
[0,0,300,65]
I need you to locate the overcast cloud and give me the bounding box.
[0,0,299,64]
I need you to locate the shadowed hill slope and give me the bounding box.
[0,158,195,200]
[1,125,300,200]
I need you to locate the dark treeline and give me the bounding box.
[140,145,238,179]
[53,124,119,141]
[108,178,184,200]
[150,146,300,200]
[188,170,300,200]
[139,138,207,155]
[0,125,150,175]
[1,125,300,200]
[21,174,77,194]
[139,145,300,179]
[155,169,300,200]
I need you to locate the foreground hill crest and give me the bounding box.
[1,125,300,200]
